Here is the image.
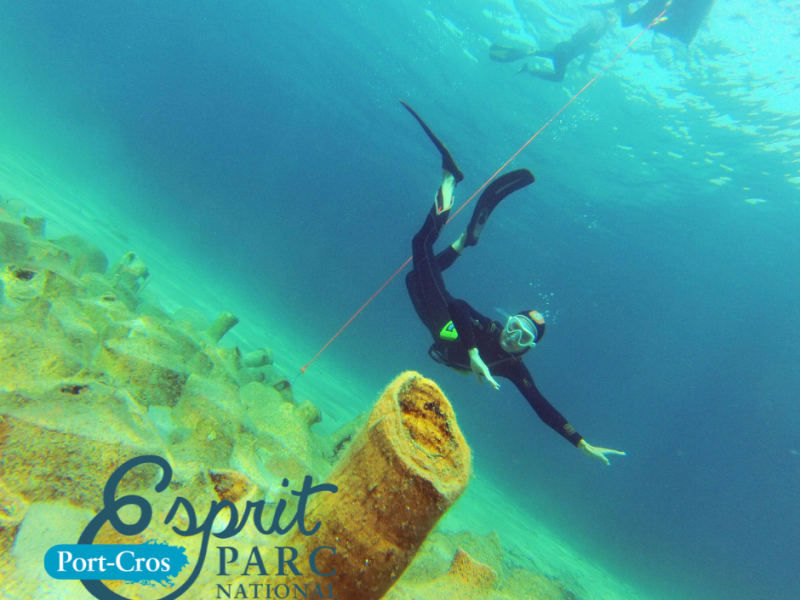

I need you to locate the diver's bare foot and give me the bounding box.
[435,172,456,214]
[452,230,467,254]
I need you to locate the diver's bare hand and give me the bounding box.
[468,348,500,390]
[578,440,626,465]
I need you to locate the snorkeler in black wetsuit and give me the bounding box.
[513,14,616,82]
[401,101,625,465]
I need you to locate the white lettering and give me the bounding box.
[58,551,73,572]
[116,550,135,572]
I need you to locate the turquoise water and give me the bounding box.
[1,1,798,599]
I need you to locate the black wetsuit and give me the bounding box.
[405,205,584,447]
[523,19,614,82]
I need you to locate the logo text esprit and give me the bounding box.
[44,455,338,600]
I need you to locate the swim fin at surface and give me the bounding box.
[400,101,464,184]
[465,169,535,246]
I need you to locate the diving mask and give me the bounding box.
[500,315,538,354]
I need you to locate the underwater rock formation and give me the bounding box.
[0,212,31,263]
[0,199,332,597]
[0,480,28,556]
[386,529,587,600]
[0,384,169,508]
[51,234,109,277]
[284,371,472,600]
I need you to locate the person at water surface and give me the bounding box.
[401,101,625,465]
[492,13,616,82]
[588,0,715,44]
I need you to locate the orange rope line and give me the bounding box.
[298,10,666,377]
[299,257,412,374]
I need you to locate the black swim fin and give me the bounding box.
[400,101,464,184]
[465,169,535,246]
[489,43,536,63]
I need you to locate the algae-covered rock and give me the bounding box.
[237,381,328,478]
[449,549,500,590]
[324,410,368,462]
[230,431,317,487]
[4,502,95,599]
[0,298,85,392]
[169,375,243,470]
[26,239,72,273]
[136,295,175,324]
[385,528,588,600]
[172,306,210,332]
[195,342,241,386]
[0,266,45,306]
[107,251,150,310]
[90,313,218,407]
[95,340,188,407]
[400,529,506,586]
[0,480,29,557]
[108,251,149,292]
[22,215,45,238]
[388,548,503,600]
[0,383,168,509]
[0,216,30,263]
[296,398,322,428]
[207,468,256,504]
[51,234,109,276]
[238,363,293,402]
